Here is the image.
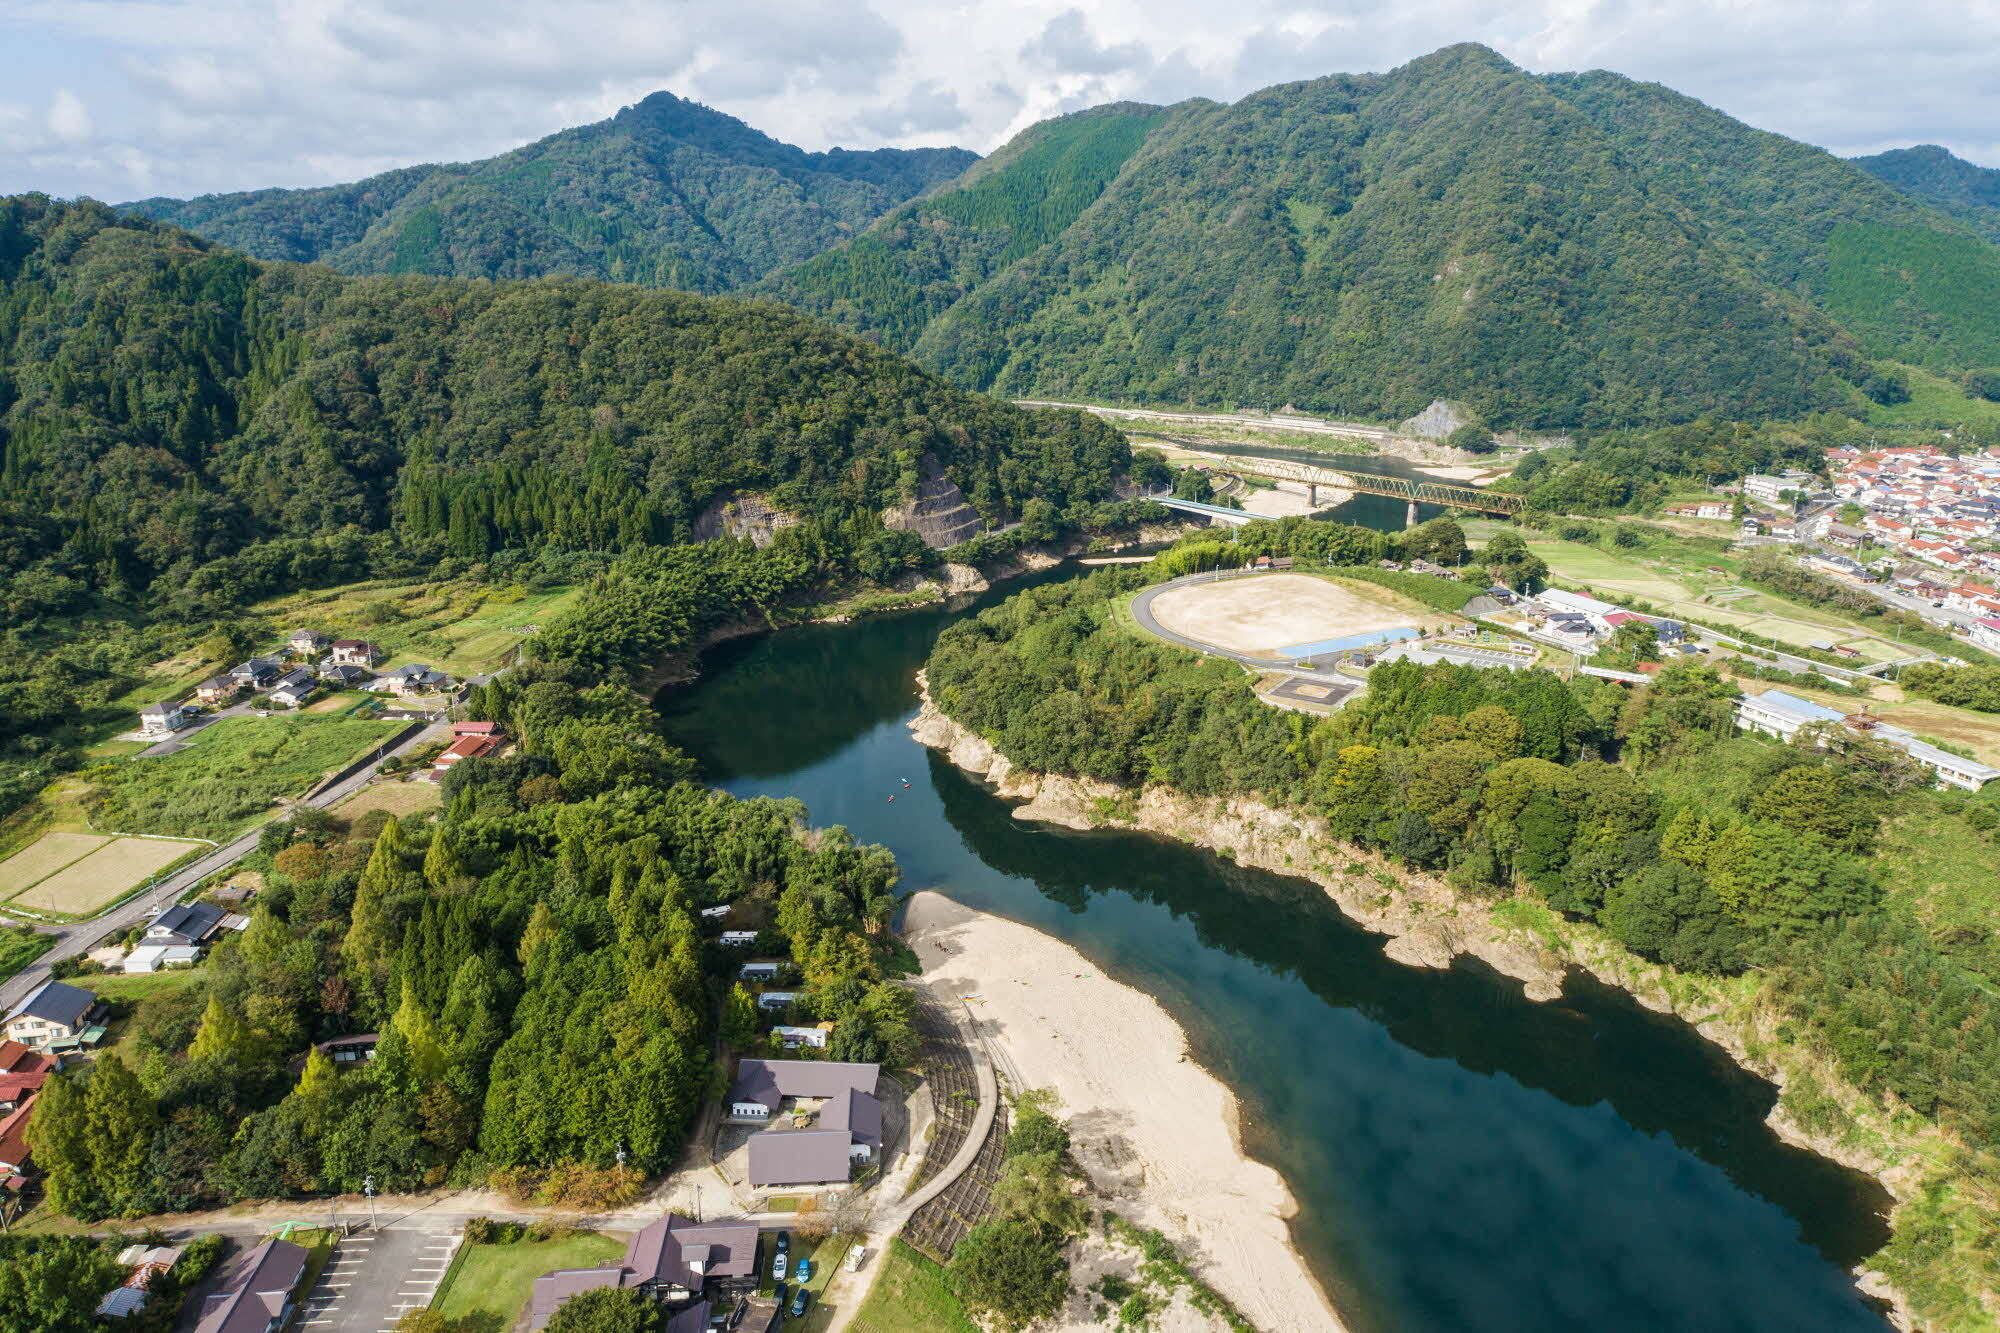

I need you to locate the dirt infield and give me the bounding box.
[1147,574,1424,657]
[12,836,202,914]
[0,832,111,896]
[331,781,441,822]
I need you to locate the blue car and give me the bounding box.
[794,1256,812,1283]
[789,1288,812,1319]
[773,1281,788,1308]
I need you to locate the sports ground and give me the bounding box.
[1144,573,1428,659]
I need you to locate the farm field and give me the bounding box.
[9,834,203,915]
[90,713,408,839]
[249,578,582,678]
[433,1232,623,1326]
[0,831,110,896]
[1146,573,1434,657]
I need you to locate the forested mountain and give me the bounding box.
[122,93,976,292]
[0,195,1124,604]
[766,44,2000,429]
[1852,144,2000,243]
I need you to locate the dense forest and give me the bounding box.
[124,93,975,292]
[0,194,1134,824]
[1853,145,2000,245]
[769,44,2000,428]
[924,542,2000,1325]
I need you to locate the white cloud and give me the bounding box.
[0,0,1995,202]
[47,89,92,142]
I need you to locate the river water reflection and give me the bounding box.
[657,567,1893,1333]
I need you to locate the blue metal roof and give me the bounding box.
[1278,626,1421,658]
[1746,690,1848,725]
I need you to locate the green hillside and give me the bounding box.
[1852,144,2000,244]
[759,104,1166,350]
[0,195,1128,600]
[768,45,2000,429]
[124,92,977,293]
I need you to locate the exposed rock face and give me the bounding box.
[909,674,1927,1328]
[1398,398,1474,441]
[884,453,985,548]
[692,492,800,547]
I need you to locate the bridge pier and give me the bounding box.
[1306,483,1318,507]
[1406,501,1420,528]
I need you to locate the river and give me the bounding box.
[657,500,1894,1333]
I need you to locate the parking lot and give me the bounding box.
[297,1226,461,1333]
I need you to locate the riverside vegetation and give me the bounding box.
[921,524,2000,1329]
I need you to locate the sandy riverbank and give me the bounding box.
[903,890,1345,1333]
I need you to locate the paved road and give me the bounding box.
[0,720,450,1014]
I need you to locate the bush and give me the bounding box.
[1962,367,2000,402]
[950,1217,1070,1329]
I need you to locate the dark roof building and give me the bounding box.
[528,1213,762,1330]
[147,902,227,946]
[192,1239,307,1333]
[819,1086,882,1152]
[727,1060,878,1115]
[8,980,96,1032]
[747,1129,859,1188]
[528,1267,629,1331]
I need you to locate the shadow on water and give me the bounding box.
[659,568,1895,1333]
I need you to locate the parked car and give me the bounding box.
[794,1256,811,1283]
[789,1289,811,1319]
[844,1245,868,1273]
[770,1230,789,1281]
[772,1282,787,1308]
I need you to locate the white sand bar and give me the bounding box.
[904,891,1344,1333]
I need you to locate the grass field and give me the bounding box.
[330,781,441,822]
[1862,364,2000,433]
[847,1239,977,1333]
[0,831,110,895]
[0,928,54,982]
[78,968,205,1003]
[10,835,202,914]
[433,1232,623,1326]
[250,579,582,678]
[92,713,407,839]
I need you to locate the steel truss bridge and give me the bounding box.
[1209,454,1523,517]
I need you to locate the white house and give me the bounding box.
[699,906,732,920]
[771,1025,831,1050]
[123,944,201,975]
[138,701,197,738]
[738,961,779,980]
[720,931,758,947]
[1535,589,1623,630]
[1972,618,2000,654]
[755,991,802,1011]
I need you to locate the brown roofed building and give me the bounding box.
[747,1129,862,1187]
[527,1267,631,1331]
[192,1238,307,1333]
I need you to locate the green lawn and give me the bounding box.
[91,713,407,839]
[1862,363,2000,433]
[1874,806,2000,968]
[434,1233,624,1328]
[847,1239,977,1333]
[0,928,54,982]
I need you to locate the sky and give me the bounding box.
[2,0,1996,202]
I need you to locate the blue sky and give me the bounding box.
[2,0,1994,201]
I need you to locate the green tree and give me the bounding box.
[1748,766,1874,850]
[188,995,256,1065]
[298,1047,339,1098]
[1659,807,1716,868]
[543,1286,662,1333]
[720,984,761,1050]
[0,1236,122,1333]
[950,1217,1070,1329]
[1707,824,1878,934]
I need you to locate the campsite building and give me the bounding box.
[728,1060,883,1187]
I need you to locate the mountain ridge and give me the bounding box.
[124,91,977,292]
[1852,143,2000,243]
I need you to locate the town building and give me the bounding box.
[1734,689,2000,792]
[728,1060,882,1187]
[328,640,382,667]
[267,669,317,709]
[527,1213,762,1331]
[1971,618,2000,654]
[195,676,242,706]
[429,724,505,780]
[317,663,372,689]
[3,981,106,1052]
[287,630,330,657]
[97,1244,185,1319]
[138,701,198,738]
[229,658,284,690]
[377,664,450,696]
[191,1238,307,1333]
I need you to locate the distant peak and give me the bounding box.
[1398,42,1519,75]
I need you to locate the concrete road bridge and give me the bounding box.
[1154,456,1522,527]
